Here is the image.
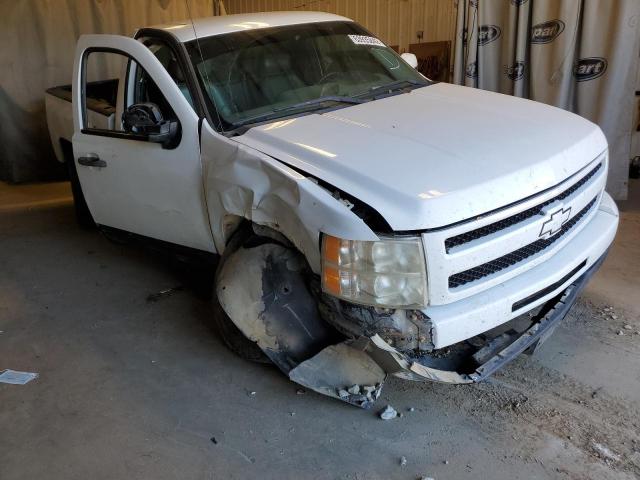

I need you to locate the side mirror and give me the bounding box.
[401,53,419,69]
[122,103,179,148]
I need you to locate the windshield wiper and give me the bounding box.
[232,96,364,128]
[354,79,427,100]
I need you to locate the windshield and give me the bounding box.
[185,21,429,130]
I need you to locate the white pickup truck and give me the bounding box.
[45,12,618,408]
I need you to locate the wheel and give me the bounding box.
[63,142,94,229]
[211,226,271,364]
[100,227,131,245]
[211,291,271,364]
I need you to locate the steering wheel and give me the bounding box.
[318,71,342,84]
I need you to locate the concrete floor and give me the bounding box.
[1,180,639,480]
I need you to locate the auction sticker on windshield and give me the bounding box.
[348,35,386,47]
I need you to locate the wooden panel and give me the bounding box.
[409,41,450,82]
[224,0,458,63]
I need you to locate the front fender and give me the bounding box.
[200,121,379,273]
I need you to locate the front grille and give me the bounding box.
[445,163,602,252]
[448,196,597,289]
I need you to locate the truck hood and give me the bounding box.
[234,82,607,231]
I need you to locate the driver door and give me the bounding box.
[72,34,214,253]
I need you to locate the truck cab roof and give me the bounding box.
[149,11,351,43]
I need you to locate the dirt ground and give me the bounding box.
[1,180,639,480]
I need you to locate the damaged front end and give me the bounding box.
[215,225,607,409]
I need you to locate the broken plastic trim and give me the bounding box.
[215,228,386,408]
[216,230,338,370]
[469,254,606,382]
[395,252,608,385]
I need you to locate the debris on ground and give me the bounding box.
[247,390,257,397]
[408,407,415,412]
[363,385,378,399]
[379,405,398,420]
[296,388,306,395]
[624,324,633,330]
[617,330,625,336]
[146,285,183,303]
[347,384,360,395]
[0,369,38,385]
[592,442,621,463]
[332,382,382,408]
[419,477,435,480]
[399,456,407,467]
[210,437,218,445]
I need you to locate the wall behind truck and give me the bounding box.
[0,0,217,184]
[226,0,458,59]
[454,0,640,201]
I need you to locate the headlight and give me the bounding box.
[321,234,427,308]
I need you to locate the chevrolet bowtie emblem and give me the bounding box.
[540,206,572,238]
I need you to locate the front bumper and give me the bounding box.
[471,255,602,382]
[374,250,610,385]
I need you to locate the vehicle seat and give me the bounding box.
[223,51,307,115]
[256,54,306,104]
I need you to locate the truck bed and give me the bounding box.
[45,79,119,163]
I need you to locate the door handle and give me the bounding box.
[78,155,107,168]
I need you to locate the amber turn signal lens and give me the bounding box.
[322,265,341,295]
[322,234,341,264]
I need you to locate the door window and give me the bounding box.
[130,61,178,123]
[139,37,195,108]
[82,51,127,130]
[81,49,179,143]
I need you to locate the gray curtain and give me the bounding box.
[0,0,218,183]
[454,0,640,200]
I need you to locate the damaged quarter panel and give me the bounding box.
[199,121,379,272]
